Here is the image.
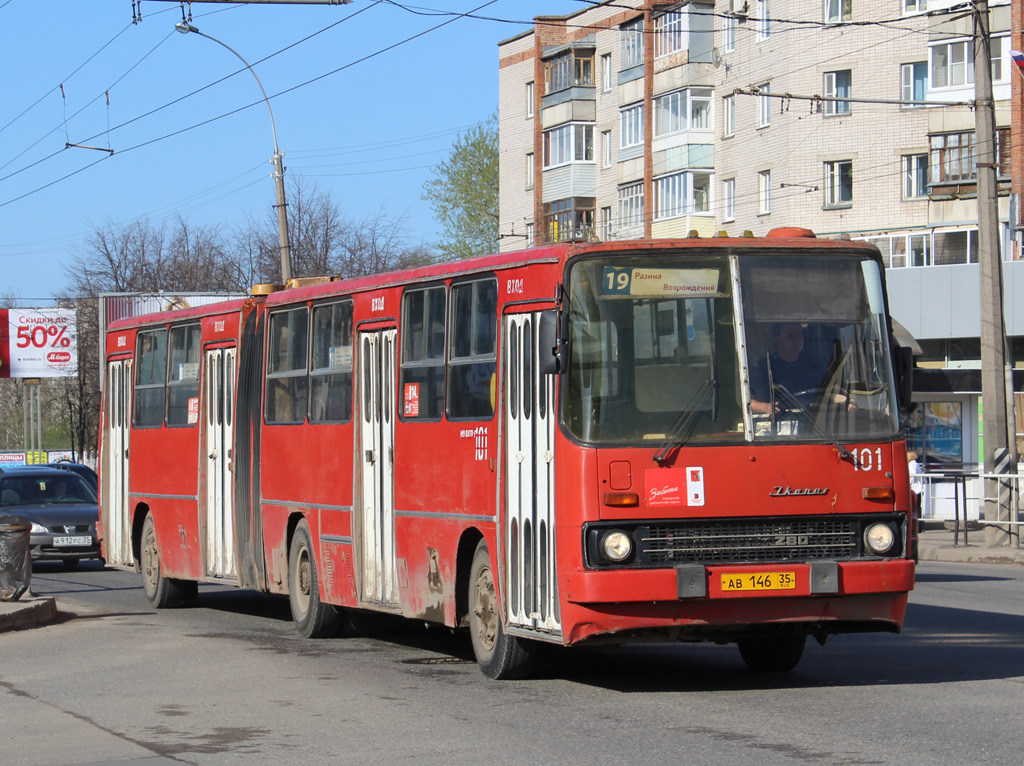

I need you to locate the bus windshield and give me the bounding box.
[564,252,900,446]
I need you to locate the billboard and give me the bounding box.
[0,308,78,378]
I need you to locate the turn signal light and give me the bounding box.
[862,487,895,501]
[603,492,639,507]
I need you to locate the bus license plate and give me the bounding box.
[721,572,796,592]
[52,536,92,547]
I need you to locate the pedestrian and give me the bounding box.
[907,450,924,525]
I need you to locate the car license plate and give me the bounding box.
[52,536,92,547]
[721,571,796,592]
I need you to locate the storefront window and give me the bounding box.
[905,401,963,466]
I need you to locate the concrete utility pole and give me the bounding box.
[973,0,1019,546]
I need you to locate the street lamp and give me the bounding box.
[175,21,293,283]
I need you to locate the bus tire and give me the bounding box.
[140,514,187,608]
[468,539,536,680]
[288,520,342,638]
[737,634,806,673]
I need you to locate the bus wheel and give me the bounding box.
[140,514,187,608]
[737,635,806,673]
[468,539,536,680]
[288,520,342,638]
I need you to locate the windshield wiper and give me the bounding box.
[652,379,714,465]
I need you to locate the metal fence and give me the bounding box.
[915,467,1024,547]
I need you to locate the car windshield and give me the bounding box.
[0,473,97,506]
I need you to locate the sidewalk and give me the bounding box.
[2,530,1022,635]
[0,593,57,633]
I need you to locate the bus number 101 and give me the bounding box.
[852,447,883,472]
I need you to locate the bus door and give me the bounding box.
[358,328,399,606]
[202,347,237,579]
[102,359,133,567]
[503,313,560,635]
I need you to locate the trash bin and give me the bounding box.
[0,514,32,602]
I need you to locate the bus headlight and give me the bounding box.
[864,523,896,555]
[601,530,633,563]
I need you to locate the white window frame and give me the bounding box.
[723,178,736,221]
[655,10,684,58]
[543,123,595,168]
[824,160,853,207]
[526,152,534,190]
[601,53,612,92]
[903,0,926,14]
[621,19,645,70]
[601,206,613,240]
[902,153,928,199]
[618,182,645,229]
[654,171,713,220]
[901,62,927,107]
[758,83,771,127]
[526,81,534,119]
[930,38,974,89]
[602,130,612,168]
[823,70,851,115]
[756,0,770,40]
[758,170,771,214]
[620,103,644,148]
[722,94,735,137]
[825,0,851,24]
[721,14,736,52]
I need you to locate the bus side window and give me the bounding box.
[400,285,446,420]
[448,278,497,420]
[310,300,353,423]
[266,307,309,424]
[134,328,168,427]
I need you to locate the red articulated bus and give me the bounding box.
[99,230,916,678]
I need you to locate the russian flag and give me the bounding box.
[1012,49,1024,68]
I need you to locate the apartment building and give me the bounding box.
[498,0,1023,485]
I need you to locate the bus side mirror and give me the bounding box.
[538,310,566,375]
[895,345,914,410]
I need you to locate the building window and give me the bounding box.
[723,95,735,137]
[758,83,771,127]
[601,53,612,92]
[723,178,736,221]
[526,81,534,118]
[544,50,594,95]
[722,14,735,52]
[901,62,927,107]
[655,10,684,58]
[825,0,851,23]
[758,170,771,214]
[620,103,644,148]
[618,182,645,229]
[526,222,535,247]
[545,198,595,243]
[931,39,973,89]
[756,0,770,40]
[824,160,853,207]
[543,123,594,168]
[903,0,926,14]
[654,88,713,136]
[823,70,851,115]
[903,154,928,199]
[602,130,612,167]
[990,34,1006,82]
[621,18,644,70]
[654,171,713,220]
[602,206,613,239]
[930,132,973,183]
[526,152,534,189]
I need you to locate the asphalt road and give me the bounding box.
[3,560,1024,766]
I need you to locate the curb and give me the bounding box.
[0,595,58,633]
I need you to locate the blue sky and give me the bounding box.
[0,0,583,303]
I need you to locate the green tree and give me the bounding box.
[422,114,499,260]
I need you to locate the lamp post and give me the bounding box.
[175,21,293,283]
